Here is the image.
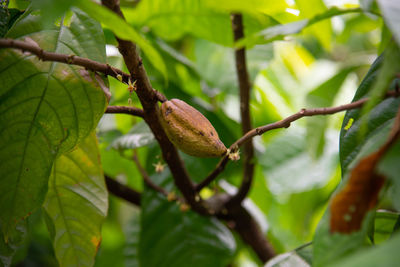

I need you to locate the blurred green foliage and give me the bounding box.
[1,0,400,266]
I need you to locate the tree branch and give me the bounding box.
[227,13,255,207]
[101,0,208,214]
[196,90,400,191]
[105,174,141,205]
[105,105,144,117]
[0,38,132,84]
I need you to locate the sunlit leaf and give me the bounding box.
[0,9,107,238]
[43,133,108,267]
[204,0,289,16]
[75,0,168,80]
[237,7,361,48]
[296,0,332,50]
[123,0,277,46]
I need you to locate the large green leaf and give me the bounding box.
[306,66,358,158]
[139,171,236,267]
[75,0,167,80]
[43,133,108,267]
[0,9,107,238]
[378,0,400,46]
[123,0,277,46]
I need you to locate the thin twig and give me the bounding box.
[226,13,255,207]
[0,38,131,84]
[105,105,144,117]
[105,174,141,205]
[132,151,170,197]
[0,38,169,103]
[195,90,400,191]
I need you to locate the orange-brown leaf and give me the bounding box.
[330,151,385,233]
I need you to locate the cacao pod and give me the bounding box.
[159,99,227,157]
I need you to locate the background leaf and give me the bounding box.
[111,122,155,150]
[75,0,168,80]
[327,232,400,267]
[43,133,108,267]
[0,9,107,238]
[124,211,140,267]
[122,0,277,47]
[306,66,358,158]
[139,171,236,267]
[237,7,361,48]
[378,0,400,46]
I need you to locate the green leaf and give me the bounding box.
[139,172,236,267]
[327,232,400,267]
[75,0,168,80]
[296,0,332,50]
[0,10,107,239]
[32,0,77,25]
[360,42,400,130]
[124,211,140,267]
[339,54,400,175]
[204,0,288,16]
[372,211,400,244]
[237,7,362,48]
[0,6,23,38]
[378,0,400,46]
[306,66,358,158]
[111,121,155,150]
[123,0,277,47]
[378,140,400,210]
[313,211,374,267]
[258,127,339,196]
[43,133,108,267]
[254,128,339,250]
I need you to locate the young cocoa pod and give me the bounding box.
[159,99,227,157]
